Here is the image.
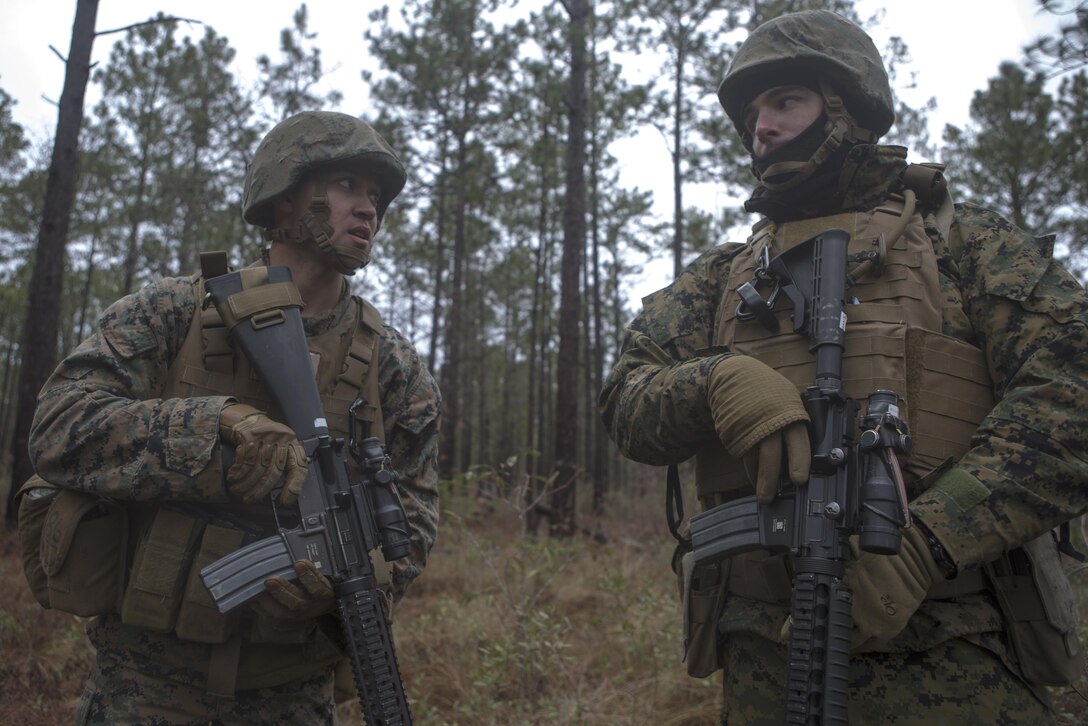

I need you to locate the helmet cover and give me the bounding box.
[718,10,894,144]
[243,111,407,230]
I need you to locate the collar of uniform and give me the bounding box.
[301,279,352,337]
[837,144,910,210]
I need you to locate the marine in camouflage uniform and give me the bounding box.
[600,11,1088,725]
[28,111,441,724]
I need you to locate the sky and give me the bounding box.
[0,0,1066,302]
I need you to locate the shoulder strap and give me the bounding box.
[329,296,386,443]
[193,251,234,375]
[358,296,384,333]
[189,275,233,377]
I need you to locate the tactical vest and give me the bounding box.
[118,256,388,693]
[163,262,386,445]
[695,167,993,506]
[687,168,1083,685]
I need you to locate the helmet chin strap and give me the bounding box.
[264,177,370,275]
[753,76,878,193]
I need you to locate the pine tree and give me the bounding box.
[615,0,739,277]
[364,0,525,479]
[1026,0,1088,76]
[942,62,1071,235]
[256,4,343,121]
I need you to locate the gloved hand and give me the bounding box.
[707,355,810,503]
[844,525,948,651]
[219,403,308,505]
[251,559,335,622]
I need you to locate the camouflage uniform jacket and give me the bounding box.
[29,270,441,687]
[600,144,1088,654]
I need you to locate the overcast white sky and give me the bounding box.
[0,0,1065,300]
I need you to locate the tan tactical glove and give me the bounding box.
[844,525,947,651]
[708,355,811,503]
[251,559,336,622]
[219,403,308,505]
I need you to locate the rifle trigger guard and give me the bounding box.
[736,280,781,332]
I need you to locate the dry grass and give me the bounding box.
[0,475,720,725]
[5,474,1088,725]
[382,481,720,726]
[0,529,93,724]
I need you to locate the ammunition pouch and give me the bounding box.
[176,524,246,643]
[674,540,729,678]
[16,475,318,653]
[17,475,128,616]
[985,534,1084,686]
[109,506,342,694]
[122,507,206,632]
[119,506,321,647]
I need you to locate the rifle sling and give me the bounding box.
[207,632,242,698]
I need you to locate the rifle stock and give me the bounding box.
[198,266,413,725]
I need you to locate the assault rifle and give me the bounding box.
[688,229,912,725]
[198,265,413,726]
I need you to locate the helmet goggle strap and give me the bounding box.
[264,177,370,275]
[754,76,878,193]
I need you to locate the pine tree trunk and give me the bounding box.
[6,0,100,524]
[551,0,590,538]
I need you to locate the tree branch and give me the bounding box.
[95,16,202,38]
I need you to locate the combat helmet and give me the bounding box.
[243,111,407,273]
[717,10,894,191]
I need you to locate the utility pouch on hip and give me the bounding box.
[676,546,730,678]
[121,507,204,632]
[16,476,58,608]
[986,534,1083,686]
[20,478,128,617]
[175,524,246,643]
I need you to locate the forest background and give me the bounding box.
[1,0,1088,723]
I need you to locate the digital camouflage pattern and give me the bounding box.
[719,632,1052,725]
[910,201,1088,571]
[76,652,336,725]
[29,271,441,699]
[717,9,895,141]
[242,111,407,230]
[31,273,440,597]
[599,142,1088,719]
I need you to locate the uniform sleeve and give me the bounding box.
[599,246,740,465]
[376,325,442,601]
[29,277,233,502]
[910,204,1088,569]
